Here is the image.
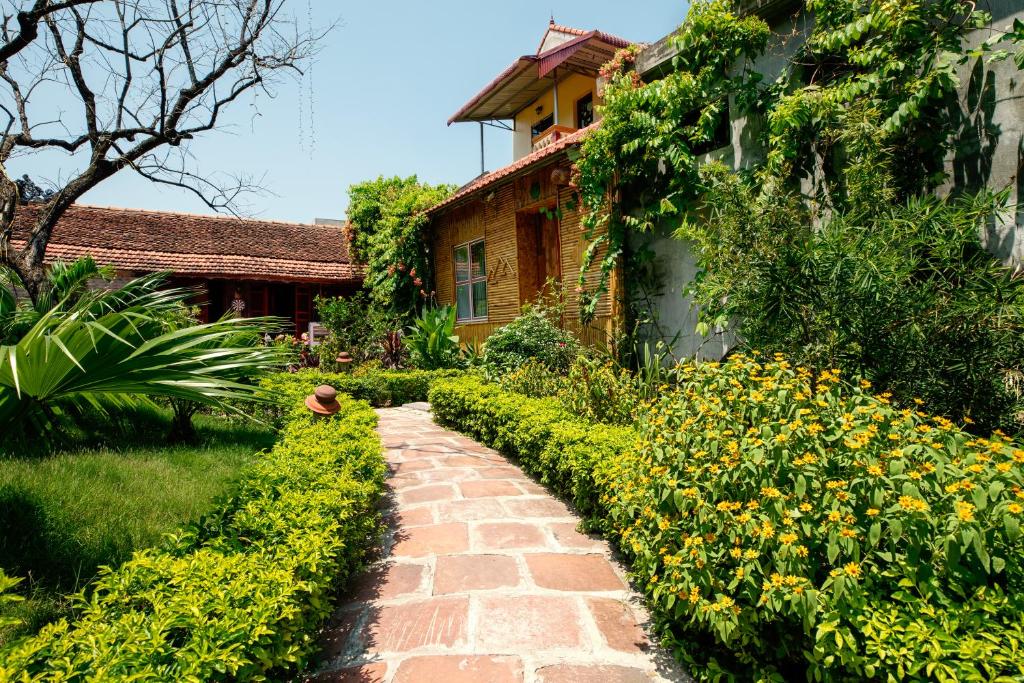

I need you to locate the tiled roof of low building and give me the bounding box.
[428,122,598,215]
[11,204,363,283]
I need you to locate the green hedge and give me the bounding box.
[429,365,1024,681]
[0,381,386,680]
[266,368,462,409]
[429,375,635,523]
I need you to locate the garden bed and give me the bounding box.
[0,378,386,680]
[0,409,275,645]
[430,360,1024,681]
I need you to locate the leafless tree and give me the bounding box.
[0,0,323,303]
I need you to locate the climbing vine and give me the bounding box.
[346,176,455,323]
[573,0,769,322]
[574,0,1015,322]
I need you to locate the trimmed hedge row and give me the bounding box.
[0,379,386,680]
[428,375,635,523]
[265,368,463,409]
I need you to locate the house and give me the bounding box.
[11,204,362,336]
[426,21,636,347]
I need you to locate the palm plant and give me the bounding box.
[0,269,288,439]
[0,257,113,344]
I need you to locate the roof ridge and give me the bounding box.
[67,203,341,230]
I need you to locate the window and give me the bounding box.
[576,92,594,129]
[454,239,487,322]
[531,113,554,138]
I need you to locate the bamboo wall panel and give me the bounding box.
[430,164,620,348]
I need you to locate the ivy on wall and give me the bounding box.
[573,0,1019,321]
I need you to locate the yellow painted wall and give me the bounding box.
[512,72,599,159]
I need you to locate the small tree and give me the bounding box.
[0,0,324,304]
[346,176,455,323]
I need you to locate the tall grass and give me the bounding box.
[0,407,275,644]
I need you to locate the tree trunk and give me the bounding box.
[168,400,199,443]
[0,166,49,305]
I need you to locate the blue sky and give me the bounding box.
[11,1,687,224]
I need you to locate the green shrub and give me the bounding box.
[430,358,1024,681]
[0,377,386,680]
[0,572,22,630]
[429,374,635,523]
[263,368,461,412]
[315,290,402,369]
[498,354,660,427]
[680,176,1024,437]
[482,307,579,377]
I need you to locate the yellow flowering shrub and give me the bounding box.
[604,353,1024,680]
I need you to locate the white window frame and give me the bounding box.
[454,238,487,322]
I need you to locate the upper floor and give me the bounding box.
[448,20,634,162]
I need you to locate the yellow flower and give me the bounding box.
[1009,504,1023,515]
[956,501,976,523]
[867,464,883,477]
[828,510,842,522]
[844,562,861,578]
[799,503,812,513]
[779,532,798,545]
[866,508,880,517]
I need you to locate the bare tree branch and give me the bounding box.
[0,0,329,303]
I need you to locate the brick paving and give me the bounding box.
[309,405,689,683]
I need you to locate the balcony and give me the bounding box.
[531,125,577,153]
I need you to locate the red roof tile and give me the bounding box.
[428,123,598,215]
[542,22,632,51]
[11,204,363,283]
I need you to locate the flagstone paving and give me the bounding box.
[308,405,689,683]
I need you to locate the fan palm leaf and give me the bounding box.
[0,272,288,435]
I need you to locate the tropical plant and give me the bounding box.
[0,272,287,439]
[380,330,405,369]
[403,305,461,370]
[0,257,113,344]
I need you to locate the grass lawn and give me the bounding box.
[0,407,276,645]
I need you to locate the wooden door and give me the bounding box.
[248,283,269,318]
[294,285,312,338]
[540,212,561,286]
[516,212,543,306]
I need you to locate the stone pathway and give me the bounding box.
[309,405,688,683]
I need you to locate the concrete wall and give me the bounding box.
[627,225,734,361]
[630,1,1024,361]
[943,0,1024,266]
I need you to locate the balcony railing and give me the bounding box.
[531,125,577,153]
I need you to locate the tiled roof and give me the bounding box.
[544,22,632,50]
[428,123,598,215]
[11,204,363,283]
